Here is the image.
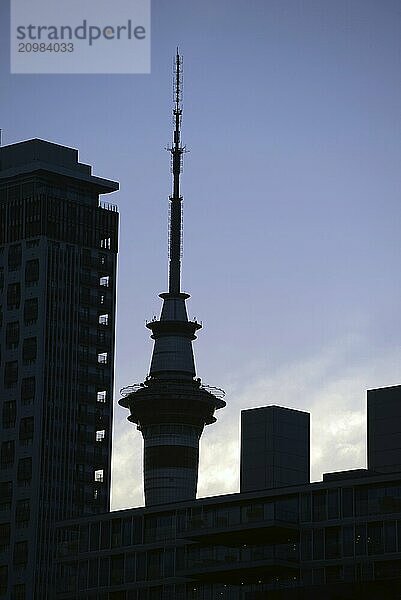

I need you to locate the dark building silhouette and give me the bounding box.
[241,406,310,493]
[0,139,118,598]
[54,389,401,599]
[368,385,401,474]
[119,53,225,506]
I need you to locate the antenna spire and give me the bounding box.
[168,49,185,294]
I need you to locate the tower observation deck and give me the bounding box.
[119,51,225,506]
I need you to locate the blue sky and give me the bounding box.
[2,0,401,508]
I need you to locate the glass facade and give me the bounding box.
[53,475,401,599]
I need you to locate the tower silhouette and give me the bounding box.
[119,51,225,506]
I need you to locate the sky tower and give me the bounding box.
[119,51,226,506]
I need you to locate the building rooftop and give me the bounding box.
[0,138,119,193]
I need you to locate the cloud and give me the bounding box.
[111,423,144,510]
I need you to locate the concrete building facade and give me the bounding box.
[368,385,401,475]
[0,139,119,598]
[241,406,310,493]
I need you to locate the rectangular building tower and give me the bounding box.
[368,384,401,474]
[0,139,119,599]
[241,405,310,492]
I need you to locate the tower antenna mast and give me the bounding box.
[168,48,185,294]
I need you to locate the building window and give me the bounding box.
[301,530,312,561]
[98,314,109,326]
[23,298,38,324]
[80,287,91,304]
[81,248,91,267]
[355,523,367,555]
[111,520,122,548]
[75,486,85,506]
[326,565,343,584]
[0,482,12,511]
[12,583,26,600]
[96,430,106,443]
[343,524,354,557]
[90,522,100,552]
[2,400,16,428]
[8,244,22,270]
[21,376,35,405]
[19,417,34,444]
[110,554,124,586]
[367,521,383,555]
[0,523,11,553]
[0,440,15,469]
[7,282,21,309]
[94,469,104,483]
[97,352,107,365]
[25,259,39,284]
[4,361,18,388]
[79,307,89,321]
[88,557,99,588]
[13,541,28,566]
[97,390,107,403]
[355,487,368,516]
[100,237,111,250]
[15,500,30,529]
[328,489,340,519]
[79,327,90,344]
[313,528,324,560]
[17,457,32,485]
[79,346,89,362]
[76,464,85,481]
[300,493,311,522]
[325,526,341,559]
[99,276,109,287]
[313,491,326,521]
[22,337,37,363]
[342,488,354,518]
[0,565,8,596]
[6,321,20,349]
[384,521,397,553]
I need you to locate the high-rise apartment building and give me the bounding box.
[0,139,119,598]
